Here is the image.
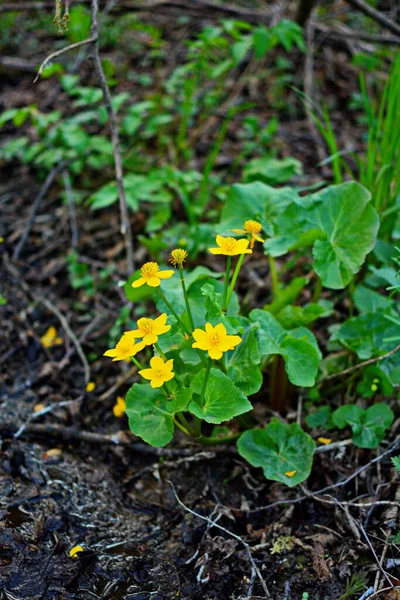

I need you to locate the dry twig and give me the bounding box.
[33,37,97,83]
[90,0,134,275]
[169,481,271,598]
[321,344,400,382]
[344,0,400,37]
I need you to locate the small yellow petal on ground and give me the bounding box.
[69,545,84,558]
[317,437,332,445]
[113,396,126,418]
[85,381,96,392]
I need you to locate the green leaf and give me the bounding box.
[89,181,118,209]
[189,368,252,424]
[307,182,379,289]
[332,403,394,449]
[201,282,241,332]
[391,456,400,472]
[353,285,393,313]
[356,366,394,398]
[237,419,316,486]
[220,182,297,236]
[305,406,333,429]
[276,303,331,329]
[227,325,262,396]
[333,312,399,360]
[252,26,272,58]
[250,309,321,387]
[125,383,192,447]
[264,277,307,314]
[243,156,303,185]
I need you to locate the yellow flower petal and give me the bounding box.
[285,471,296,477]
[157,270,175,279]
[132,277,146,288]
[69,545,84,558]
[86,382,96,392]
[113,396,126,418]
[317,437,332,445]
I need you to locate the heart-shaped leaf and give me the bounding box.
[237,419,316,486]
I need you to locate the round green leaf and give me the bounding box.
[237,419,316,487]
[307,182,379,289]
[189,368,252,424]
[126,383,192,447]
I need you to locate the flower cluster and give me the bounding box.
[104,221,263,414]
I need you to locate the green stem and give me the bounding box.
[200,358,212,406]
[130,356,144,370]
[222,256,232,312]
[154,342,167,360]
[172,416,191,436]
[176,412,195,435]
[197,432,240,445]
[156,287,191,336]
[268,255,279,298]
[178,264,195,331]
[226,254,245,310]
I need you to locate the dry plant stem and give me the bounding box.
[62,170,79,248]
[321,343,400,382]
[168,481,271,598]
[4,255,90,384]
[13,158,69,260]
[90,0,134,276]
[344,0,400,37]
[359,523,393,588]
[33,36,97,83]
[0,421,195,457]
[98,364,137,401]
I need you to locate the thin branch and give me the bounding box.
[359,522,394,588]
[13,158,69,260]
[344,0,400,37]
[313,22,400,46]
[0,421,197,457]
[33,37,97,83]
[90,0,134,275]
[321,344,400,382]
[168,481,271,598]
[62,170,79,248]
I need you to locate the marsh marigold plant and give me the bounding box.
[104,212,327,489]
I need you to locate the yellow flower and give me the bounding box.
[85,381,96,392]
[209,235,252,256]
[40,326,63,348]
[69,545,84,558]
[113,396,126,418]
[132,262,174,288]
[169,248,188,267]
[231,220,264,248]
[125,313,171,346]
[192,323,241,360]
[139,356,175,388]
[104,336,145,362]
